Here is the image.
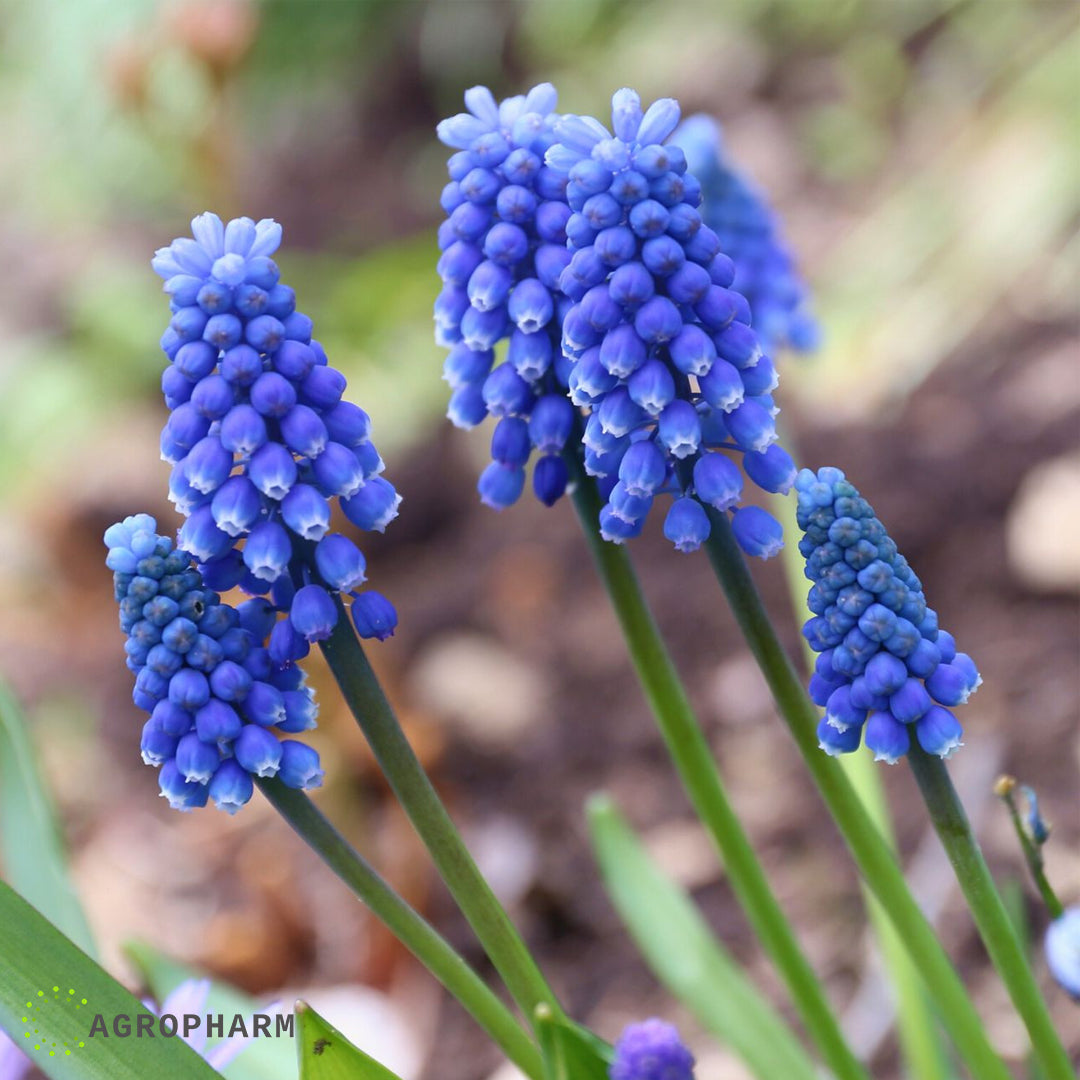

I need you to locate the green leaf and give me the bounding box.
[0,682,96,958]
[0,881,217,1080]
[125,941,296,1080]
[534,1005,612,1080]
[295,1001,402,1080]
[587,794,819,1080]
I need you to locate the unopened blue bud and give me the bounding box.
[281,483,331,541]
[159,759,209,811]
[244,681,286,727]
[478,461,525,510]
[663,497,710,553]
[342,476,402,532]
[743,444,796,495]
[865,711,910,764]
[280,688,319,732]
[175,731,220,784]
[731,506,783,559]
[194,698,243,743]
[627,359,675,415]
[250,371,296,418]
[315,534,367,591]
[290,585,338,642]
[234,724,283,777]
[242,521,291,582]
[533,454,568,506]
[351,591,398,641]
[208,759,254,814]
[491,417,532,467]
[278,740,324,790]
[618,440,667,498]
[248,442,298,500]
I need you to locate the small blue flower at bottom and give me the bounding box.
[610,1019,695,1080]
[1045,907,1080,1000]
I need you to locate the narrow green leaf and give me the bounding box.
[587,795,818,1080]
[0,882,217,1080]
[295,1001,401,1080]
[0,682,96,958]
[534,1005,612,1080]
[125,941,296,1080]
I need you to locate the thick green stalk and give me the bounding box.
[700,509,1012,1080]
[257,778,544,1080]
[315,592,561,1025]
[908,749,1073,1079]
[775,487,950,1080]
[567,464,869,1080]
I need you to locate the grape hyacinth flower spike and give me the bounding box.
[795,467,981,764]
[435,84,580,509]
[610,1019,696,1080]
[670,115,819,356]
[545,88,794,557]
[152,212,401,646]
[105,516,325,812]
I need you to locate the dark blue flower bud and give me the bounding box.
[692,454,742,510]
[915,705,963,758]
[245,314,285,352]
[207,759,254,814]
[731,505,783,559]
[663,497,710,552]
[234,724,282,778]
[482,363,532,416]
[342,477,402,532]
[532,454,568,506]
[278,740,324,789]
[250,371,296,418]
[725,398,775,451]
[528,394,574,452]
[618,439,667,497]
[220,344,263,386]
[491,417,531,466]
[159,759,209,811]
[194,698,243,743]
[280,688,318,732]
[351,591,398,641]
[315,535,366,591]
[210,476,262,537]
[477,462,525,509]
[242,521,291,582]
[743,444,796,494]
[864,711,910,764]
[610,1018,694,1080]
[248,441,298,500]
[244,681,286,727]
[290,584,338,643]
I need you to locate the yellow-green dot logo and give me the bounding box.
[22,987,89,1057]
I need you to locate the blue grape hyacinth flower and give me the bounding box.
[795,467,980,764]
[545,88,793,557]
[610,1019,696,1080]
[670,115,819,357]
[436,85,579,509]
[1045,907,1080,1000]
[106,515,324,813]
[153,212,399,645]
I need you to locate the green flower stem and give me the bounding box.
[775,487,950,1080]
[256,778,544,1080]
[996,779,1064,919]
[907,748,1073,1079]
[316,592,562,1027]
[567,463,869,1080]
[700,508,1014,1080]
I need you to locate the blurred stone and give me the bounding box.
[707,653,773,726]
[1006,453,1080,593]
[463,815,539,908]
[643,819,721,891]
[411,634,546,750]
